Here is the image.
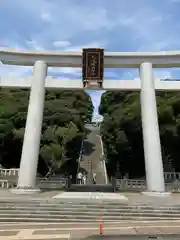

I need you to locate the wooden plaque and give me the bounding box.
[82,48,104,82]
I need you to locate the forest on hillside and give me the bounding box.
[99,91,180,179]
[0,89,93,179]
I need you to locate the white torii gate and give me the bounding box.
[1,48,180,195]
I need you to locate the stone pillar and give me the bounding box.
[140,62,166,194]
[14,61,47,194]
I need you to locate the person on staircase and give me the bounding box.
[67,174,72,188]
[77,172,83,184]
[93,172,96,184]
[83,173,87,185]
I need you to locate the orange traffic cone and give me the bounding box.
[99,216,103,235]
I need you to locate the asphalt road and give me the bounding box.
[0,222,180,239]
[82,236,180,240]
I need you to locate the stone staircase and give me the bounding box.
[79,124,106,185]
[67,184,114,192]
[1,198,180,223]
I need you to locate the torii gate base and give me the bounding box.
[141,191,171,197]
[1,48,179,196]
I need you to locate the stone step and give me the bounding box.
[0,208,179,214]
[0,198,177,206]
[0,201,129,206]
[0,216,179,223]
[0,198,127,204]
[0,205,180,210]
[0,212,179,218]
[1,203,180,210]
[0,209,179,217]
[0,197,179,206]
[1,199,180,224]
[1,207,180,214]
[0,201,129,207]
[0,198,177,205]
[0,205,177,211]
[67,184,114,192]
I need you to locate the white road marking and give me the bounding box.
[16,229,34,237]
[0,231,70,240]
[0,235,70,240]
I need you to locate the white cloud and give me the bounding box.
[26,40,45,51]
[104,71,119,79]
[70,8,115,31]
[121,69,175,81]
[53,41,71,48]
[41,11,52,22]
[0,64,32,78]
[62,41,106,52]
[121,70,138,80]
[153,70,173,79]
[48,67,81,77]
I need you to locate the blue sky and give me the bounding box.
[0,0,180,121]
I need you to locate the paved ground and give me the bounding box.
[0,189,62,199]
[122,192,180,205]
[0,222,180,239]
[53,192,128,200]
[1,190,180,205]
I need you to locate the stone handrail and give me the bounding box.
[99,135,108,185]
[0,180,15,188]
[0,168,19,176]
[77,134,85,174]
[37,179,67,189]
[0,177,67,189]
[164,172,180,180]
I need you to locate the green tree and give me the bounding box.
[0,88,93,179]
[99,91,180,179]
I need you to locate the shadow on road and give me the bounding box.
[83,141,96,156]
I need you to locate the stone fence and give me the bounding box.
[0,168,180,192]
[0,168,19,177]
[116,179,180,192]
